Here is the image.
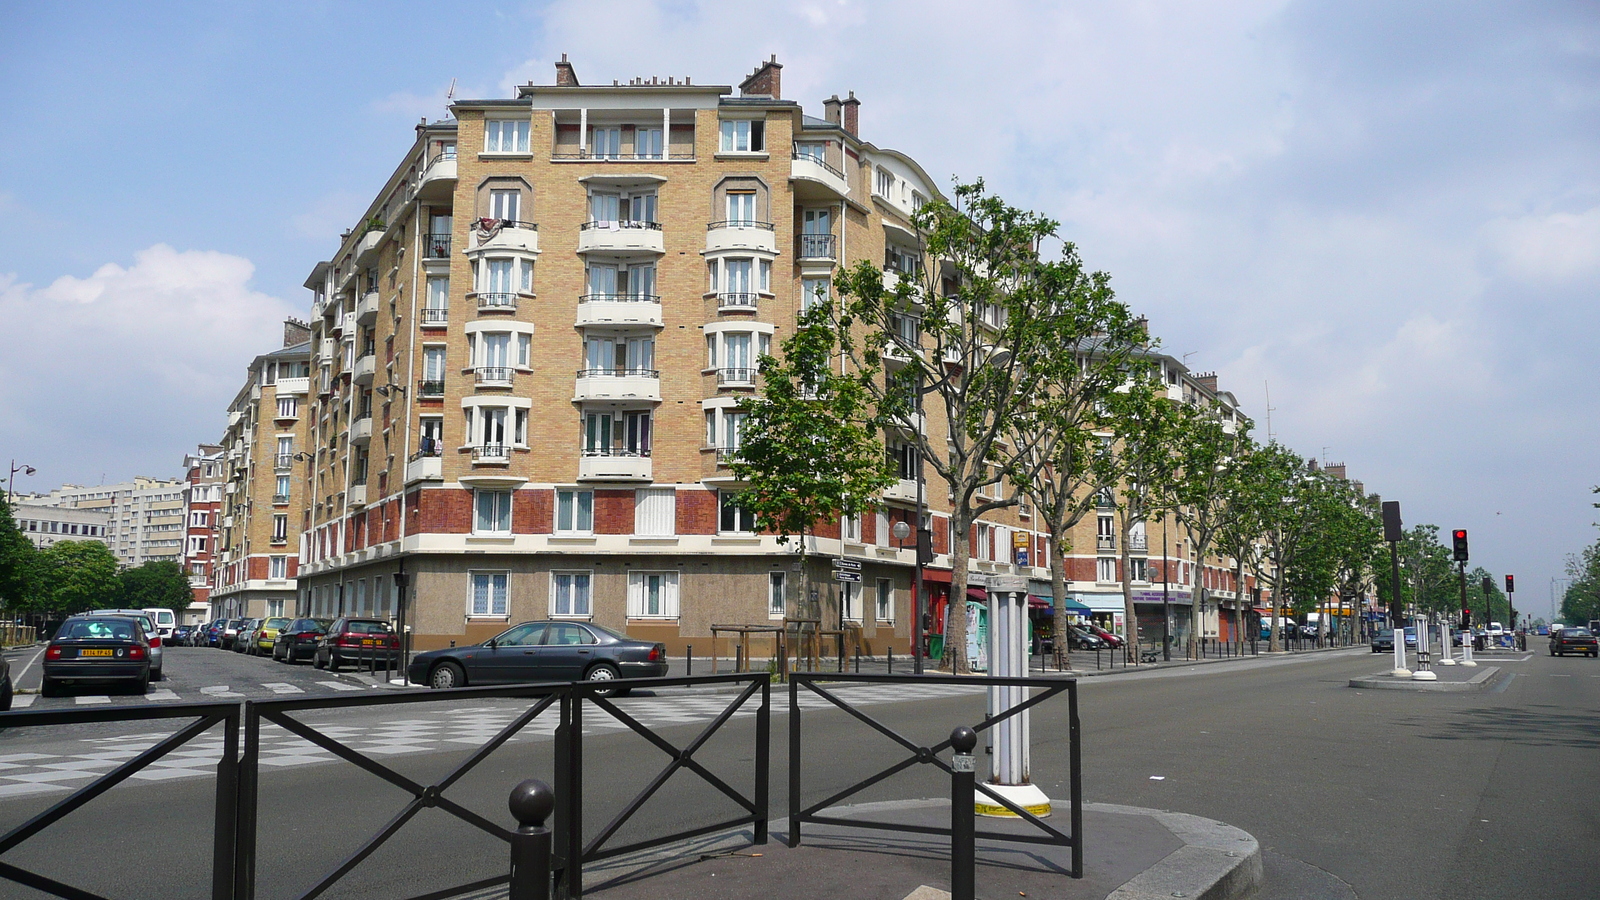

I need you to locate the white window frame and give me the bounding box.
[635,487,676,536]
[841,582,862,622]
[875,578,893,622]
[627,570,680,619]
[719,118,764,153]
[269,555,288,580]
[469,571,510,618]
[473,489,512,535]
[484,119,530,154]
[768,572,786,620]
[1097,557,1117,583]
[556,489,594,534]
[489,189,520,221]
[718,490,755,534]
[551,571,593,618]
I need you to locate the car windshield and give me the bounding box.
[264,618,289,629]
[1564,627,1591,637]
[291,619,330,632]
[343,620,390,634]
[58,618,138,641]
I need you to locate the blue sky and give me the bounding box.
[1,1,1596,617]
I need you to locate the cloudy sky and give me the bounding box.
[1,1,1595,615]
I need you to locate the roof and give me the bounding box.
[800,115,842,131]
[266,341,311,359]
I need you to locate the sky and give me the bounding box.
[1,1,1595,617]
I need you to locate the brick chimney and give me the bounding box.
[1325,463,1347,480]
[739,55,782,99]
[1194,372,1219,394]
[822,94,842,125]
[842,90,860,136]
[283,318,311,347]
[554,53,579,87]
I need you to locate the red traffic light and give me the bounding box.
[1451,529,1469,562]
[1504,574,1515,593]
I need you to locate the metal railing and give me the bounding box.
[271,493,289,506]
[475,218,538,232]
[792,149,846,180]
[578,220,662,232]
[580,446,651,458]
[474,444,510,462]
[476,366,515,385]
[420,307,449,325]
[424,234,452,258]
[579,292,660,303]
[1127,534,1148,551]
[1096,535,1116,551]
[797,233,836,259]
[706,220,775,231]
[553,150,695,162]
[788,672,1082,882]
[409,446,444,461]
[417,379,444,397]
[575,367,659,378]
[717,292,759,310]
[274,453,294,470]
[477,292,518,311]
[716,367,757,385]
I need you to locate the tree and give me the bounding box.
[1560,539,1600,625]
[1009,248,1148,666]
[0,497,40,611]
[1238,443,1310,652]
[117,560,194,615]
[827,181,1068,673]
[1396,525,1455,618]
[1167,402,1254,657]
[36,540,119,616]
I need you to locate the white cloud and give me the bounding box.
[0,246,297,479]
[1481,207,1600,282]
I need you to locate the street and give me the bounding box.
[0,640,1595,898]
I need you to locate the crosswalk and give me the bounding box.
[0,681,986,798]
[10,679,387,710]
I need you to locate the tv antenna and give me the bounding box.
[1264,380,1276,442]
[445,78,457,113]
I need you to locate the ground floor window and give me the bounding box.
[470,571,509,617]
[552,571,592,617]
[1097,557,1116,583]
[627,570,679,618]
[769,572,786,619]
[876,578,893,622]
[841,582,861,622]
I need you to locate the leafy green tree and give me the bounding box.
[1466,566,1509,626]
[1560,539,1600,626]
[1394,525,1456,617]
[0,497,41,610]
[36,540,119,615]
[1167,402,1254,657]
[117,560,194,615]
[1217,438,1273,643]
[1238,443,1312,652]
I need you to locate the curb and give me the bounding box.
[1348,665,1502,692]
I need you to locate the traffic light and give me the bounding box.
[1452,529,1469,562]
[1504,574,1515,593]
[1460,609,1471,630]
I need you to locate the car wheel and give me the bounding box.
[326,653,341,672]
[313,651,326,670]
[429,662,465,690]
[131,674,149,696]
[151,667,163,682]
[585,663,622,697]
[40,677,59,698]
[0,678,12,711]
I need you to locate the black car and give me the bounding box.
[0,654,12,711]
[272,617,331,662]
[314,618,400,671]
[407,621,668,694]
[1066,625,1105,650]
[41,615,153,696]
[1549,626,1598,658]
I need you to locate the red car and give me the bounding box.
[1084,623,1125,649]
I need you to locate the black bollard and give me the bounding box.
[950,725,977,900]
[508,779,554,900]
[888,647,894,674]
[686,644,692,677]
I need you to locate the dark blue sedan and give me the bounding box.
[407,621,667,694]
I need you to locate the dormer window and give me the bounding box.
[484,119,530,154]
[720,119,764,153]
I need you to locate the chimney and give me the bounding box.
[283,318,311,347]
[842,90,860,136]
[1194,372,1218,394]
[1325,463,1347,480]
[1352,480,1365,497]
[554,53,579,87]
[822,94,842,125]
[739,55,782,99]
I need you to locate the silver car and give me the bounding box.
[87,609,165,681]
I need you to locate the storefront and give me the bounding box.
[1130,589,1192,650]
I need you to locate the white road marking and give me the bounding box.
[200,686,244,698]
[13,646,47,688]
[74,696,111,705]
[145,689,180,701]
[262,683,304,694]
[316,681,363,692]
[11,695,35,709]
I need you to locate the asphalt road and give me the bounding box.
[0,640,1593,899]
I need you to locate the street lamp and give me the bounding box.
[892,519,923,674]
[5,460,36,505]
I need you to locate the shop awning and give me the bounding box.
[967,587,987,601]
[1031,595,1090,612]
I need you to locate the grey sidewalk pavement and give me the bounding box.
[568,798,1260,900]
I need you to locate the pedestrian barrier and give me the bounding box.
[787,672,1083,888]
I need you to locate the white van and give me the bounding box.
[142,607,177,640]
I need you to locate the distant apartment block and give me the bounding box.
[19,477,186,567]
[11,503,111,551]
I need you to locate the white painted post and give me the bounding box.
[1392,620,1411,677]
[1460,631,1477,667]
[1437,619,1456,665]
[981,575,1049,818]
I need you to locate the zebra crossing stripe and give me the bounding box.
[145,689,180,702]
[316,681,364,692]
[11,695,36,709]
[200,686,244,698]
[74,696,111,705]
[262,683,305,694]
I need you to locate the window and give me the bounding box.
[588,189,657,226]
[590,126,621,159]
[478,332,511,369]
[726,258,752,294]
[727,192,756,224]
[272,515,288,543]
[426,276,449,312]
[841,582,861,621]
[723,411,746,453]
[474,490,511,534]
[875,510,890,548]
[889,442,918,480]
[422,347,446,391]
[719,118,764,152]
[551,572,592,616]
[876,579,893,622]
[267,599,285,618]
[489,189,520,221]
[1129,557,1148,583]
[842,514,861,543]
[769,572,786,618]
[269,556,288,580]
[484,119,530,154]
[719,491,755,533]
[419,417,443,453]
[876,167,894,197]
[556,490,594,534]
[470,572,509,617]
[795,141,825,162]
[186,535,208,555]
[277,397,297,418]
[276,474,290,499]
[635,488,675,535]
[635,127,663,159]
[801,277,829,312]
[1097,557,1117,583]
[628,571,680,618]
[190,511,209,527]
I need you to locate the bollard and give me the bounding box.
[686,644,692,677]
[736,644,744,674]
[950,725,977,900]
[508,779,554,900]
[888,647,894,674]
[854,645,860,674]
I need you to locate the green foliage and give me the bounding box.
[36,540,120,615]
[117,560,194,615]
[1560,539,1600,626]
[0,497,41,609]
[1465,565,1510,624]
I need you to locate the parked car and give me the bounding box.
[233,619,263,653]
[171,625,193,646]
[250,617,290,655]
[1549,626,1598,658]
[141,607,177,640]
[407,621,668,694]
[87,609,163,681]
[1064,625,1105,650]
[220,619,244,650]
[0,654,12,710]
[1371,628,1395,652]
[41,615,154,696]
[272,618,331,662]
[314,618,401,671]
[1083,623,1125,649]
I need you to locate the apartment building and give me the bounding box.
[11,502,111,551]
[180,444,225,623]
[211,324,312,620]
[19,477,185,567]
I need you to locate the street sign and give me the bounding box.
[832,558,862,571]
[834,570,862,583]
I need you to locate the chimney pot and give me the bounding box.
[842,90,860,136]
[738,55,783,99]
[554,53,579,87]
[823,94,843,125]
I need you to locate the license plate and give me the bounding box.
[361,639,376,646]
[80,649,114,658]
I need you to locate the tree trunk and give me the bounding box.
[1120,512,1137,663]
[1050,528,1071,670]
[1189,540,1203,660]
[943,512,972,674]
[1267,554,1281,653]
[1233,557,1247,651]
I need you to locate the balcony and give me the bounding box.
[577,221,664,256]
[417,151,457,203]
[705,220,777,255]
[882,478,919,504]
[475,292,519,312]
[405,449,443,484]
[468,219,539,255]
[796,233,837,261]
[715,367,757,388]
[356,291,380,325]
[420,307,449,327]
[350,416,373,444]
[578,449,652,482]
[1096,535,1116,552]
[352,353,377,385]
[576,293,663,328]
[354,228,383,265]
[791,151,850,201]
[317,338,336,362]
[275,376,309,396]
[716,292,760,313]
[423,234,452,260]
[1128,534,1149,552]
[417,379,445,399]
[472,444,510,465]
[475,366,514,388]
[574,368,661,402]
[274,454,294,471]
[271,493,289,506]
[347,483,367,507]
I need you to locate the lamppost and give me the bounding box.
[1161,516,1171,661]
[892,518,925,675]
[5,461,36,505]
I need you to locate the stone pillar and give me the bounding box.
[980,574,1051,818]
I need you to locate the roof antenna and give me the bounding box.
[446,77,457,112]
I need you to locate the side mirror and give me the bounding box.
[487,638,498,650]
